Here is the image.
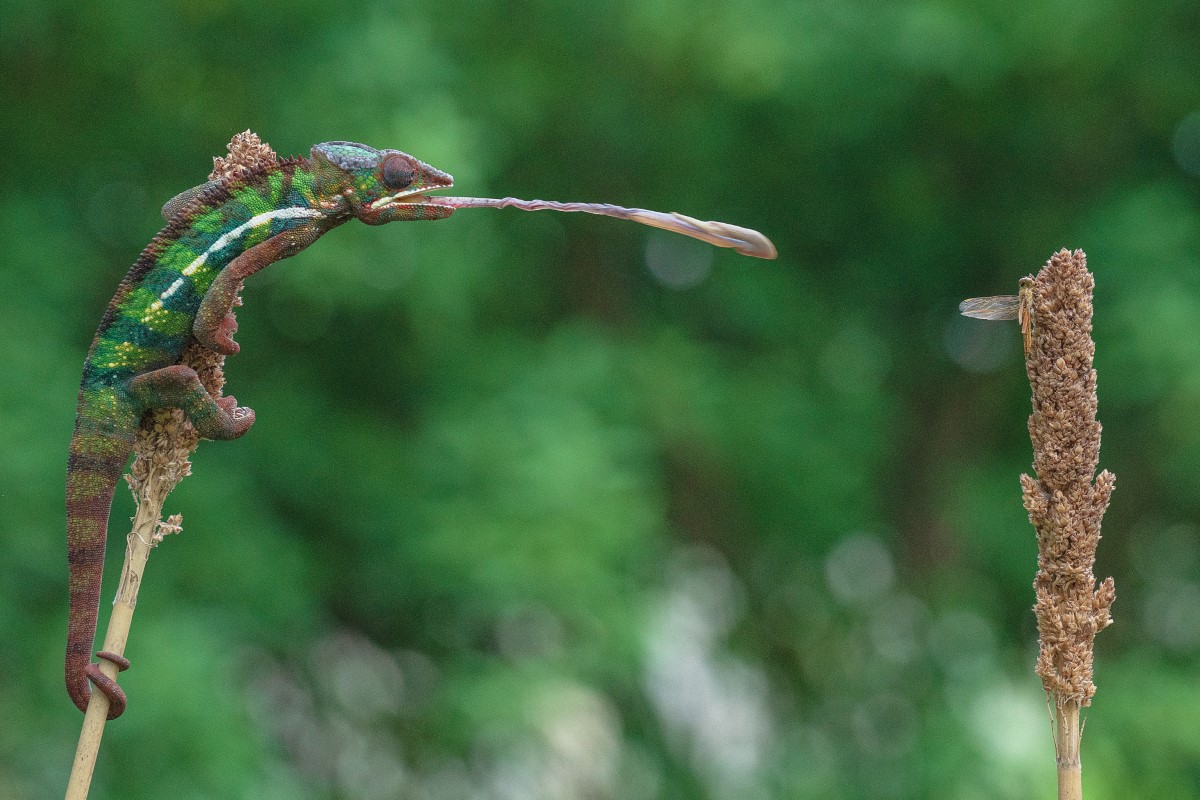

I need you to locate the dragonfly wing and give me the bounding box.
[959,295,1021,320]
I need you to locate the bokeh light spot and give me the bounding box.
[928,609,996,679]
[971,683,1046,763]
[645,231,715,290]
[945,312,1019,373]
[1172,111,1200,177]
[868,593,929,665]
[1144,582,1200,652]
[825,533,896,606]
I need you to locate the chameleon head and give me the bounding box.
[311,141,455,224]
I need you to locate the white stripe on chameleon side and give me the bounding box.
[156,206,323,304]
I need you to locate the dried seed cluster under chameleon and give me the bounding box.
[66,139,777,719]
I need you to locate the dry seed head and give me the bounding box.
[1020,249,1115,708]
[210,130,278,180]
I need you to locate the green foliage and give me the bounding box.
[3,0,1200,797]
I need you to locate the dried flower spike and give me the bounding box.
[1019,248,1115,800]
[210,129,278,180]
[1021,248,1115,706]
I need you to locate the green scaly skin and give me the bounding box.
[67,142,454,718]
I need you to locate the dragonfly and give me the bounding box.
[959,276,1035,356]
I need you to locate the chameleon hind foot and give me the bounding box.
[85,650,130,720]
[216,394,256,430]
[130,364,255,440]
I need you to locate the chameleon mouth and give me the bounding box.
[370,183,452,210]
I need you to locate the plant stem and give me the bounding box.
[1055,701,1082,800]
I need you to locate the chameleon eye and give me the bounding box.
[382,156,416,190]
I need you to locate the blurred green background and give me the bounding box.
[3,1,1200,797]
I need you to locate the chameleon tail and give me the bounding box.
[65,407,136,719]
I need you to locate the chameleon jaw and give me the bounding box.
[369,183,452,210]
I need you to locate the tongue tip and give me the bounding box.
[740,241,778,259]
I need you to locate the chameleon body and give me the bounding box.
[67,142,453,718]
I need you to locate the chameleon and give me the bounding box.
[67,139,777,719]
[67,141,455,718]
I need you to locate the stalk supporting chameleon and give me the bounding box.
[67,139,777,719]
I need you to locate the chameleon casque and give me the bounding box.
[68,137,775,720]
[67,141,454,719]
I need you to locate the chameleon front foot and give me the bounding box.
[194,271,247,356]
[84,650,130,720]
[203,313,241,356]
